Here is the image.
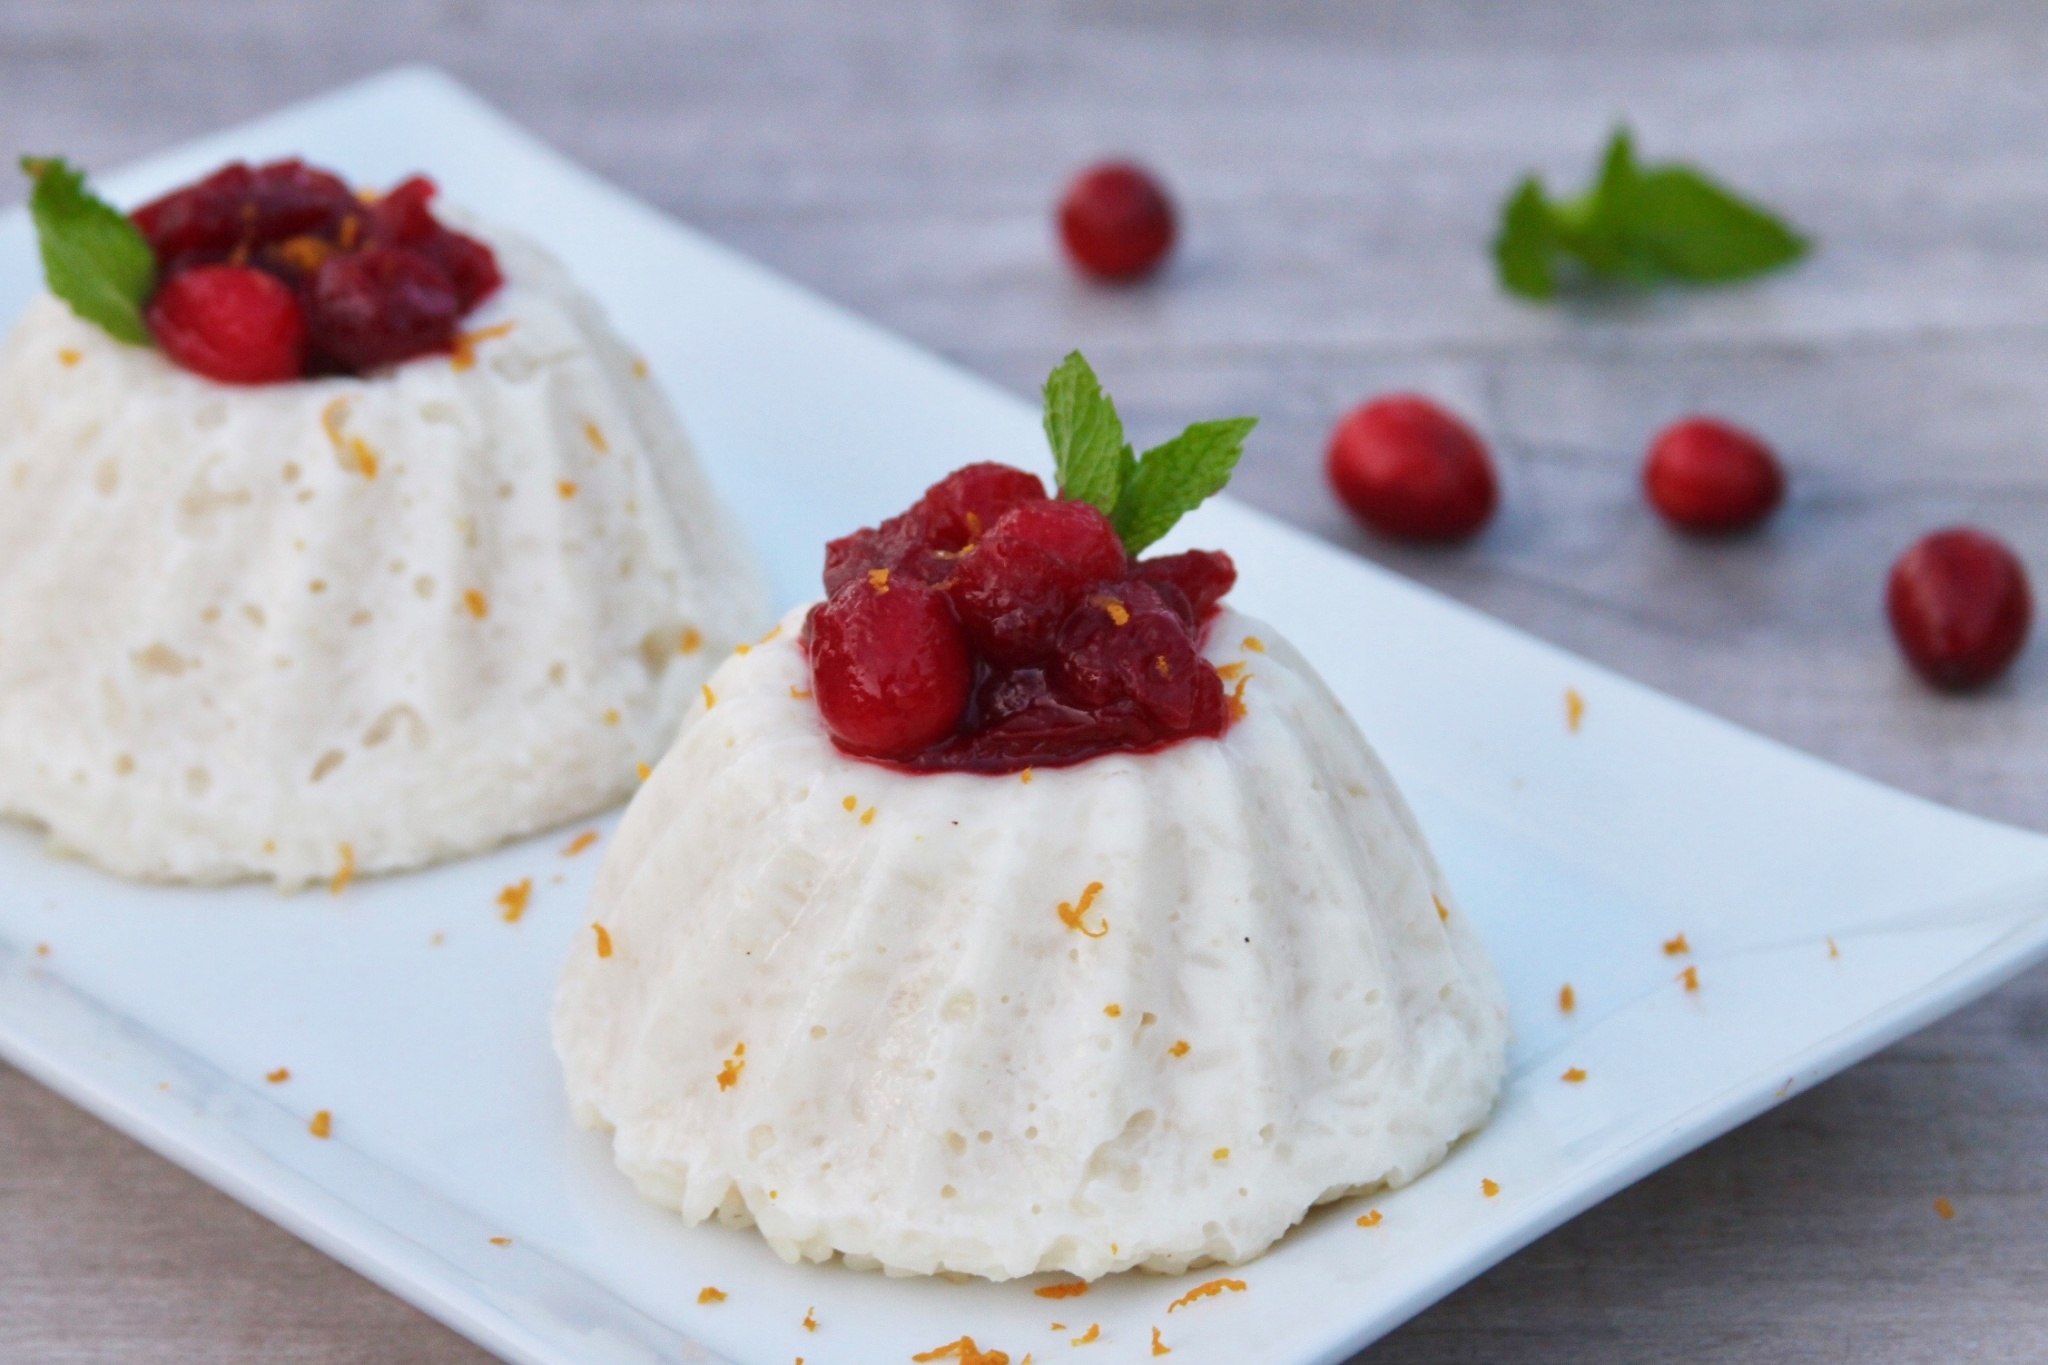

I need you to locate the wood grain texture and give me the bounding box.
[3,1,2048,1360]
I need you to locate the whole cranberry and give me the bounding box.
[949,499,1128,665]
[917,462,1049,549]
[145,265,307,385]
[809,575,975,758]
[1327,395,1498,542]
[307,246,460,372]
[1643,417,1785,533]
[1056,580,1223,731]
[1057,161,1176,282]
[1886,528,2032,691]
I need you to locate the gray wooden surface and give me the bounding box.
[4,2,2048,1361]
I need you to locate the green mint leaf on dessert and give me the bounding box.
[1043,350,1135,517]
[1112,417,1257,555]
[20,156,156,345]
[1492,127,1809,300]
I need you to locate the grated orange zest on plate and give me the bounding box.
[593,924,613,959]
[489,1236,512,1246]
[1151,1326,1171,1356]
[697,1286,727,1304]
[1434,895,1450,922]
[563,830,599,857]
[1169,1040,1190,1057]
[913,1336,1009,1365]
[1057,882,1109,938]
[1559,982,1576,1013]
[803,1307,817,1331]
[497,878,533,923]
[1678,965,1700,992]
[1166,1278,1247,1313]
[1070,1324,1099,1346]
[1482,1178,1500,1197]
[1566,688,1586,732]
[1356,1209,1383,1228]
[1663,933,1690,956]
[266,1068,290,1084]
[1034,1280,1089,1300]
[1241,636,1265,653]
[309,1110,332,1139]
[1562,1067,1588,1083]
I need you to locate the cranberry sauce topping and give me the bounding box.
[129,159,501,382]
[805,462,1237,773]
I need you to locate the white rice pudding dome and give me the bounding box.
[554,604,1510,1282]
[0,226,768,888]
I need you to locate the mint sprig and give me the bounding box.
[1493,128,1809,301]
[20,156,156,345]
[1041,351,1255,555]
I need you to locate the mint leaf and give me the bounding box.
[1042,351,1133,515]
[1493,127,1808,299]
[21,156,155,345]
[1111,416,1256,555]
[1493,177,1561,299]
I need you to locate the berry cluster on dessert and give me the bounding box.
[807,462,1239,772]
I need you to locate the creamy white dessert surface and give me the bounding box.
[0,227,768,887]
[554,604,1510,1282]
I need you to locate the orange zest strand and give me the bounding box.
[1070,1324,1099,1346]
[790,685,813,700]
[593,924,613,959]
[583,420,609,453]
[1663,933,1690,956]
[58,347,81,366]
[557,480,578,499]
[463,589,489,619]
[266,1068,291,1085]
[1559,983,1576,1014]
[1151,1326,1171,1356]
[1828,936,1840,959]
[1434,895,1450,923]
[1227,673,1251,720]
[450,321,516,371]
[1481,1178,1501,1197]
[563,830,599,857]
[697,1286,727,1304]
[1356,1209,1382,1228]
[1057,881,1108,938]
[716,1042,746,1092]
[1562,1067,1588,1084]
[309,1110,332,1139]
[680,627,704,654]
[1566,688,1585,732]
[489,1236,512,1247]
[1034,1281,1089,1300]
[1165,1278,1247,1313]
[802,1307,817,1331]
[637,762,652,781]
[868,567,891,592]
[1935,1197,1956,1220]
[913,1337,1009,1365]
[1242,636,1266,653]
[497,878,533,923]
[1678,965,1700,992]
[702,684,717,709]
[329,843,355,896]
[1169,1040,1190,1057]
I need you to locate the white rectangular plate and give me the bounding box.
[5,68,2048,1365]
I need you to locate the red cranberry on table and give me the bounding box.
[1886,528,2032,691]
[808,574,975,757]
[1326,395,1498,542]
[1643,417,1786,533]
[1057,161,1176,282]
[144,265,307,386]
